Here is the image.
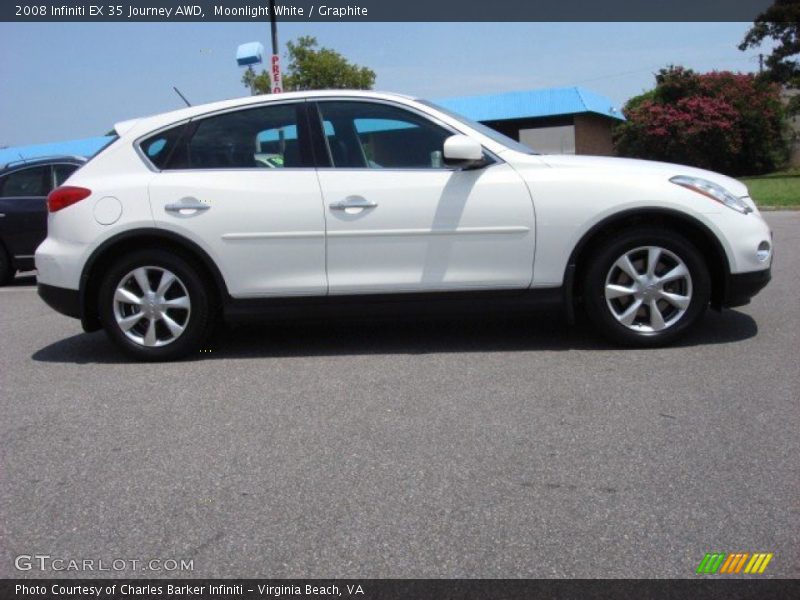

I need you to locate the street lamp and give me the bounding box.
[236,41,265,95]
[235,2,282,96]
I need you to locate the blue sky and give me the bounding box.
[0,22,770,147]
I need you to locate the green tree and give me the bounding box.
[242,36,375,95]
[241,68,272,95]
[739,0,800,111]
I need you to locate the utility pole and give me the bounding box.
[759,53,764,74]
[269,0,283,93]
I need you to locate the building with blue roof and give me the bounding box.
[0,135,114,167]
[437,86,624,155]
[1,86,623,163]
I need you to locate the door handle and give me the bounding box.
[164,198,211,214]
[329,197,378,211]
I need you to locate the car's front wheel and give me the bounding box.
[583,228,711,347]
[98,250,213,360]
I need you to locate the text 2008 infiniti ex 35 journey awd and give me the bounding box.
[36,91,772,360]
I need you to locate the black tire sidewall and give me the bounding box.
[0,246,13,286]
[584,228,711,347]
[98,249,211,361]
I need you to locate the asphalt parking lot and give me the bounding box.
[1,211,798,579]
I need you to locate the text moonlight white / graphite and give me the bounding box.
[213,5,369,18]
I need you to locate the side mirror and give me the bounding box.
[443,135,486,169]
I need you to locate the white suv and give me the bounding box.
[36,90,773,360]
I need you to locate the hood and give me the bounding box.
[531,154,750,198]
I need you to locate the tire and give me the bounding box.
[98,249,213,361]
[582,227,711,347]
[0,245,13,286]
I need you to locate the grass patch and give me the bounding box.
[740,169,800,208]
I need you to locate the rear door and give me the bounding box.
[147,101,327,298]
[0,165,51,261]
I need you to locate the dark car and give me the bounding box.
[0,155,86,284]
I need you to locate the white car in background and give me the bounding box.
[36,90,772,360]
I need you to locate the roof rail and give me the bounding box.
[2,154,87,170]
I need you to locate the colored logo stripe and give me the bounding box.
[697,553,726,574]
[697,552,773,574]
[719,553,749,574]
[744,553,773,574]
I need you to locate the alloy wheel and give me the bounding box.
[112,266,191,347]
[604,246,693,333]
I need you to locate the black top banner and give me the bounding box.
[0,0,777,22]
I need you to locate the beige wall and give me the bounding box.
[519,125,576,154]
[782,89,800,167]
[574,114,615,156]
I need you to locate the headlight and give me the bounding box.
[669,175,752,214]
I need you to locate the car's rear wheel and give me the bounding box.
[583,228,711,346]
[0,245,13,286]
[98,250,212,360]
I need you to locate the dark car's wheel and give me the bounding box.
[0,246,13,286]
[583,228,711,347]
[98,250,213,360]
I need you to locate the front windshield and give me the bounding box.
[418,99,537,155]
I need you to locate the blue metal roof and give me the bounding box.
[0,135,114,166]
[437,86,624,123]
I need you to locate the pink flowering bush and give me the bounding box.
[615,67,789,176]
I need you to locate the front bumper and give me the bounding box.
[723,268,771,308]
[38,283,81,320]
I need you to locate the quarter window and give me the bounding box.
[316,101,454,169]
[53,164,80,187]
[140,124,187,169]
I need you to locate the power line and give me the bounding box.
[560,55,764,88]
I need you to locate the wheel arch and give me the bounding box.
[566,208,731,311]
[79,228,229,332]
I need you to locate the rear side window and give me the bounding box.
[0,166,49,197]
[53,163,80,187]
[140,124,188,170]
[152,103,311,170]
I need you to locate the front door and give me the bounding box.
[312,100,535,295]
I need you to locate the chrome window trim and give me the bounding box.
[2,155,86,170]
[1,163,76,179]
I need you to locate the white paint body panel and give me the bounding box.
[147,170,326,297]
[505,153,772,283]
[36,90,772,303]
[319,163,534,293]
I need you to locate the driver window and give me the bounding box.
[317,101,452,169]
